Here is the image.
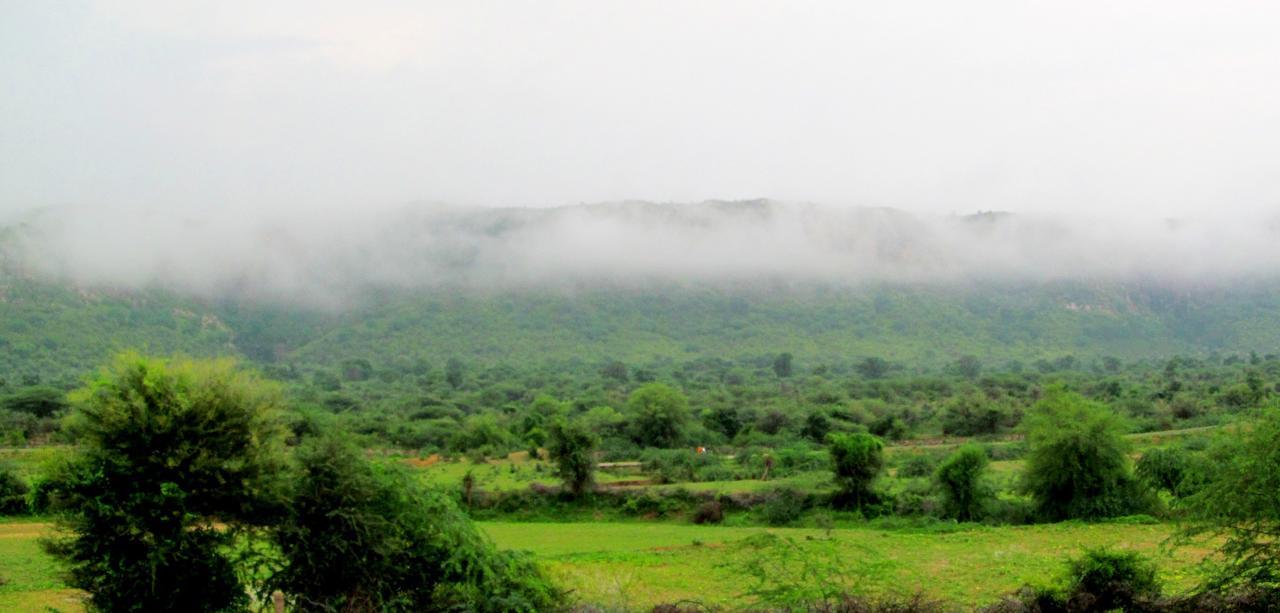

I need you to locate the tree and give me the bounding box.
[1178,408,1280,589]
[268,435,561,611]
[827,432,884,509]
[855,357,890,379]
[547,420,597,497]
[627,383,690,448]
[941,393,1007,436]
[44,354,287,612]
[1021,386,1148,520]
[445,358,465,389]
[950,355,982,380]
[0,464,29,514]
[773,352,794,378]
[1,386,68,418]
[934,444,990,521]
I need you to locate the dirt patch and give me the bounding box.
[400,454,443,468]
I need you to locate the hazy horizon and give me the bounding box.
[4,2,1280,220]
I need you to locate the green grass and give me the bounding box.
[0,519,1214,611]
[0,522,82,612]
[483,521,1211,610]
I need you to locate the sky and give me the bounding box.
[3,1,1280,220]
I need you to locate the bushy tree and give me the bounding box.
[1179,407,1280,589]
[0,464,29,515]
[268,436,561,611]
[827,432,884,509]
[44,354,287,613]
[547,419,597,497]
[1021,386,1147,520]
[773,353,794,378]
[1,386,68,418]
[627,383,689,448]
[941,393,1007,437]
[934,444,989,521]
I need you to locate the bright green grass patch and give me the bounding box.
[0,520,1211,612]
[481,521,1210,610]
[0,522,83,612]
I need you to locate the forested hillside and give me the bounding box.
[6,269,1280,386]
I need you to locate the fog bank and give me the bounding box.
[4,201,1279,305]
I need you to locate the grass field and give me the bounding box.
[0,520,1211,612]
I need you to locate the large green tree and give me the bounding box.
[827,432,884,509]
[44,354,287,612]
[1179,408,1280,590]
[627,383,690,448]
[1021,385,1149,520]
[547,419,597,497]
[267,435,561,611]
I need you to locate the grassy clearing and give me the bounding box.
[0,522,83,612]
[484,521,1207,610]
[0,519,1212,612]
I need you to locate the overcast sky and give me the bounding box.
[3,1,1279,219]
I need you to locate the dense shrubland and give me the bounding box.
[3,348,1280,609]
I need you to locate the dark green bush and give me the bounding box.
[268,435,562,612]
[547,419,597,496]
[935,444,990,522]
[1062,548,1161,611]
[1021,386,1151,520]
[759,486,807,526]
[44,355,288,613]
[692,500,724,524]
[897,453,939,478]
[828,432,884,509]
[0,465,29,515]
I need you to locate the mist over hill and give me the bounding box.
[5,200,1280,306]
[4,200,1280,382]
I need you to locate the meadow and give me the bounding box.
[0,519,1211,612]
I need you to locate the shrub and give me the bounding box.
[1136,447,1193,496]
[0,466,29,515]
[692,500,724,524]
[1021,386,1150,520]
[828,432,884,509]
[759,487,807,526]
[1062,548,1161,611]
[546,419,597,497]
[627,383,690,448]
[43,354,287,613]
[941,393,1007,437]
[897,454,939,478]
[1178,407,1280,590]
[935,444,990,522]
[268,435,561,612]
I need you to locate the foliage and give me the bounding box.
[43,354,287,613]
[941,393,1008,437]
[1178,408,1280,590]
[1,386,68,418]
[1061,548,1161,612]
[0,464,29,515]
[934,444,990,522]
[547,419,597,497]
[692,499,724,524]
[1135,447,1200,497]
[1021,386,1148,520]
[828,432,884,509]
[627,383,690,448]
[267,435,562,612]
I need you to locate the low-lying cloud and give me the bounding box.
[5,200,1280,306]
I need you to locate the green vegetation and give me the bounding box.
[1021,386,1150,520]
[44,355,287,612]
[934,444,990,522]
[6,271,1280,609]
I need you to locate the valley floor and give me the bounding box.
[0,520,1212,611]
